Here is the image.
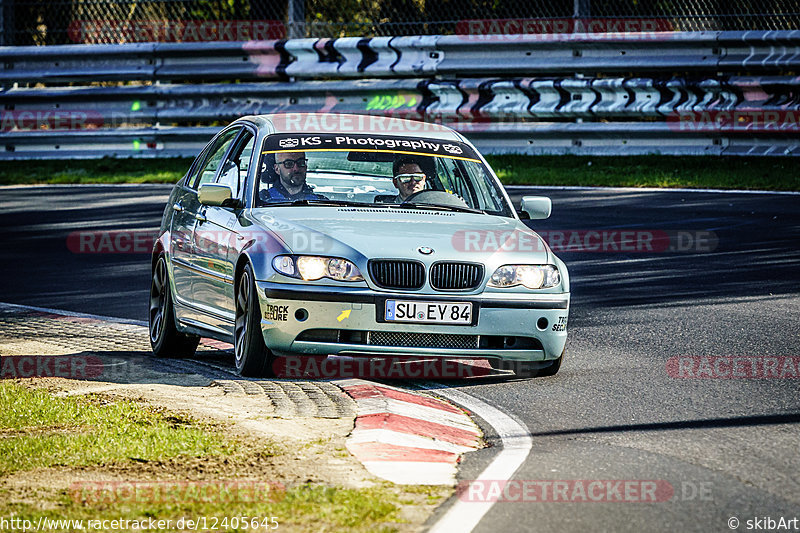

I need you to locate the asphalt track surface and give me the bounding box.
[1,184,799,532]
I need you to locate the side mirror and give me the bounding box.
[520,196,552,220]
[198,183,241,208]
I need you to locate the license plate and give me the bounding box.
[385,300,472,324]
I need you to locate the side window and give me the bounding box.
[216,131,255,199]
[191,128,241,190]
[184,144,211,186]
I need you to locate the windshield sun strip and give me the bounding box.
[261,148,481,164]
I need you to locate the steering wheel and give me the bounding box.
[402,190,470,208]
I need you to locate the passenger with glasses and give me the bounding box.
[389,157,428,203]
[260,151,327,203]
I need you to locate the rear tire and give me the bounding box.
[234,263,274,377]
[149,254,199,357]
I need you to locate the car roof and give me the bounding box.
[235,113,465,142]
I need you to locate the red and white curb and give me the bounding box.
[2,303,531,531]
[335,378,483,485]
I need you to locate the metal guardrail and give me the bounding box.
[1,31,799,158]
[0,127,216,159]
[4,76,798,122]
[4,31,800,83]
[435,31,800,75]
[2,123,796,160]
[0,41,291,83]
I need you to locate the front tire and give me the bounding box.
[500,348,564,378]
[149,254,199,357]
[234,264,274,377]
[536,348,564,377]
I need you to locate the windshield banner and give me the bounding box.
[262,133,480,161]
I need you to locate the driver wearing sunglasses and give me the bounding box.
[261,151,327,203]
[391,157,428,203]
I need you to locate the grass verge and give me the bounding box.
[1,484,404,532]
[0,155,797,191]
[486,155,800,191]
[0,381,444,532]
[0,382,233,476]
[0,158,193,185]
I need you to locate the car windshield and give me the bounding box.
[254,133,513,217]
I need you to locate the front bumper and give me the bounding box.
[255,281,569,362]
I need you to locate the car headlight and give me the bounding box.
[272,255,363,282]
[488,265,560,289]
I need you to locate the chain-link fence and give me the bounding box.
[1,0,798,45]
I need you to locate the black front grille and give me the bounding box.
[369,260,425,289]
[430,262,484,290]
[368,332,479,349]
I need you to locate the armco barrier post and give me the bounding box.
[573,0,591,32]
[0,0,7,46]
[0,0,12,46]
[288,0,305,39]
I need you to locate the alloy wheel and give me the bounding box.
[234,270,251,369]
[149,258,167,344]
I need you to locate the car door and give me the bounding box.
[170,127,241,329]
[192,129,256,329]
[169,144,213,307]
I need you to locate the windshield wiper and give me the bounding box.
[264,199,386,208]
[263,199,484,213]
[395,202,485,214]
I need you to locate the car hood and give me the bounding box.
[250,206,551,264]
